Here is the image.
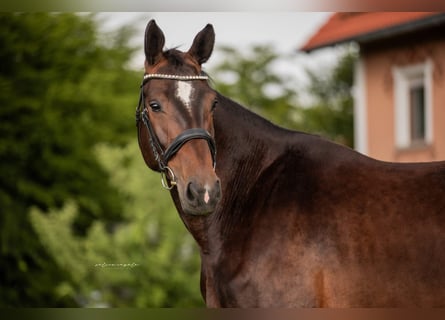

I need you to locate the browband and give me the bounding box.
[143,73,209,81]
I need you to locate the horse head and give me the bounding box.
[137,20,221,216]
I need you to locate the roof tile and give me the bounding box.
[301,12,441,52]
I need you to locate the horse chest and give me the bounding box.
[202,238,331,307]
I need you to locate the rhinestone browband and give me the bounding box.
[143,73,209,81]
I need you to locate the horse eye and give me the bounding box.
[211,99,218,111]
[149,101,162,112]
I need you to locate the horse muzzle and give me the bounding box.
[181,177,222,216]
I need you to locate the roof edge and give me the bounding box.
[301,13,445,53]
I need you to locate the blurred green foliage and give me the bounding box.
[30,141,203,307]
[211,45,298,128]
[211,44,356,147]
[0,13,139,306]
[294,49,356,147]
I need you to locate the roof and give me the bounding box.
[300,12,445,52]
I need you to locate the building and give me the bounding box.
[301,12,445,162]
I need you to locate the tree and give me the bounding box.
[0,13,140,306]
[294,47,357,147]
[210,44,298,128]
[210,44,356,147]
[30,141,204,307]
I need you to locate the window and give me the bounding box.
[393,60,433,149]
[409,83,425,142]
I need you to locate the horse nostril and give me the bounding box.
[186,181,199,203]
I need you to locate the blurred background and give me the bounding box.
[0,12,356,307]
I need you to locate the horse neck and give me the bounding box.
[173,94,291,252]
[210,94,288,231]
[214,94,282,167]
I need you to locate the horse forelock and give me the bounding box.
[163,49,186,66]
[161,49,199,71]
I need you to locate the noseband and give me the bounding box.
[136,73,217,190]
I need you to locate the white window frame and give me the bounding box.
[392,59,433,149]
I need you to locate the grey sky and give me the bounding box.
[98,12,341,90]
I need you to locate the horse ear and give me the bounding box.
[144,19,165,66]
[188,24,215,65]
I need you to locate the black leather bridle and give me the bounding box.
[136,73,217,189]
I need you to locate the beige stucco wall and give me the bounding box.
[363,39,445,162]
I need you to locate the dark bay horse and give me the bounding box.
[136,20,445,307]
